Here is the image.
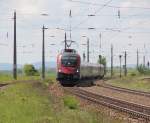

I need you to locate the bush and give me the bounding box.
[98,55,107,74]
[98,55,106,66]
[137,65,150,75]
[130,72,136,77]
[63,96,78,109]
[23,64,39,76]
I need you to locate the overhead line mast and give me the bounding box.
[69,10,72,41]
[65,32,67,50]
[42,25,48,80]
[111,44,113,77]
[13,11,17,80]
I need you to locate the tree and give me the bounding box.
[98,55,106,66]
[23,64,39,76]
[137,64,150,75]
[98,55,107,74]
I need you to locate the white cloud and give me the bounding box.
[0,0,150,65]
[120,0,150,8]
[120,0,150,15]
[7,0,41,14]
[128,18,150,28]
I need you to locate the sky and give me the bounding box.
[0,0,150,67]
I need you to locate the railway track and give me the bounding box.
[0,80,41,89]
[96,82,150,97]
[0,83,9,88]
[64,87,150,120]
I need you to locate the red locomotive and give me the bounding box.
[56,49,104,85]
[57,49,81,81]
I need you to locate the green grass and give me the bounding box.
[0,73,13,82]
[106,67,140,78]
[0,82,53,123]
[0,81,124,123]
[105,68,150,92]
[63,96,79,109]
[51,108,123,123]
[54,108,123,123]
[0,74,39,82]
[106,75,150,92]
[0,71,56,84]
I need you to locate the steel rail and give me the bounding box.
[96,83,150,97]
[0,83,9,88]
[64,87,150,120]
[0,80,41,89]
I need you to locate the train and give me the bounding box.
[56,49,105,85]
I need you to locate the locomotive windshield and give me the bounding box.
[61,55,77,67]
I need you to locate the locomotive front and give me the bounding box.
[57,49,81,83]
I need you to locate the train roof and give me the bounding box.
[81,62,104,67]
[60,49,80,57]
[61,49,77,54]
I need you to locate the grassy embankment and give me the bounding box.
[0,81,124,123]
[0,69,125,123]
[105,68,150,92]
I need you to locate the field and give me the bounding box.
[105,68,150,92]
[0,81,124,123]
[0,70,56,84]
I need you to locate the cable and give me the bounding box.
[0,43,8,46]
[72,0,113,30]
[69,0,150,10]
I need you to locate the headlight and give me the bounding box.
[58,69,61,72]
[76,69,79,72]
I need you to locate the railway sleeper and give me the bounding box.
[64,87,150,120]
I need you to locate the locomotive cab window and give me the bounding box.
[61,55,77,67]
